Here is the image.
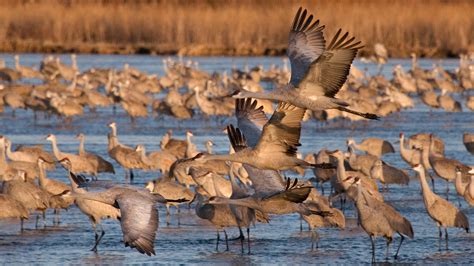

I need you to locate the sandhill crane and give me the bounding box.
[302,188,345,250]
[347,138,395,158]
[194,193,240,251]
[311,149,336,194]
[14,55,43,79]
[233,8,378,120]
[160,130,187,159]
[145,176,195,225]
[420,91,440,109]
[399,132,421,167]
[425,134,471,196]
[454,167,474,206]
[408,133,444,156]
[373,43,388,73]
[46,134,97,176]
[348,176,413,262]
[370,160,410,189]
[347,145,378,177]
[59,158,120,252]
[5,140,55,170]
[2,172,49,228]
[463,133,474,155]
[76,133,115,174]
[107,130,141,180]
[0,194,29,230]
[185,131,199,158]
[0,136,39,181]
[63,167,181,256]
[135,144,176,175]
[328,149,383,204]
[207,99,326,221]
[205,140,214,154]
[194,102,330,171]
[37,157,74,223]
[413,164,469,250]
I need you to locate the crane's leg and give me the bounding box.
[42,210,46,227]
[445,180,449,200]
[385,237,392,260]
[166,205,170,226]
[438,226,442,251]
[21,218,24,232]
[130,170,134,182]
[177,205,181,226]
[238,227,244,254]
[91,224,106,252]
[394,235,405,259]
[35,213,40,228]
[247,227,251,255]
[224,229,229,251]
[445,227,449,250]
[215,230,220,251]
[311,229,320,251]
[300,215,303,232]
[370,235,376,263]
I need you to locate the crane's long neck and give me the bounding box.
[110,125,117,137]
[334,156,349,190]
[49,138,63,160]
[206,143,213,154]
[0,144,8,169]
[469,176,474,197]
[204,153,248,165]
[454,171,465,195]
[38,163,48,187]
[14,57,20,69]
[5,144,14,160]
[399,135,410,161]
[420,146,431,170]
[78,137,85,155]
[417,168,435,203]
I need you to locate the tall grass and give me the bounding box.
[0,0,472,57]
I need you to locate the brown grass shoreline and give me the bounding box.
[0,0,472,57]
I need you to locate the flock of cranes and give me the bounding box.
[0,6,473,263]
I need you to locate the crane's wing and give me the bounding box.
[235,98,267,147]
[255,102,305,156]
[288,7,326,86]
[116,193,158,256]
[297,29,363,97]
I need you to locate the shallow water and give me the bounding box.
[0,54,473,264]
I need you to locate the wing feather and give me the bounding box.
[235,98,268,147]
[298,29,364,98]
[255,102,305,156]
[117,195,158,256]
[288,7,326,86]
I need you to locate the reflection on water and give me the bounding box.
[0,54,472,264]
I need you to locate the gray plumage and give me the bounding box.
[463,133,474,155]
[413,164,469,250]
[77,133,115,174]
[347,137,395,158]
[233,7,377,120]
[69,171,167,256]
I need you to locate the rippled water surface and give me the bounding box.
[0,54,473,264]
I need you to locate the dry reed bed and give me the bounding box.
[0,0,472,57]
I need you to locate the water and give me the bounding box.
[0,54,473,264]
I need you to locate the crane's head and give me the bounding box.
[399,132,404,138]
[413,164,423,172]
[75,133,85,140]
[45,134,55,141]
[58,157,72,170]
[346,138,356,146]
[145,180,156,192]
[108,122,116,128]
[186,130,194,137]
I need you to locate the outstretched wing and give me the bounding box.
[288,7,326,86]
[235,98,268,147]
[297,29,363,97]
[116,193,158,256]
[255,102,305,157]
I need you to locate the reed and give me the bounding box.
[0,0,472,57]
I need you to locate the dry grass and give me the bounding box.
[0,0,472,57]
